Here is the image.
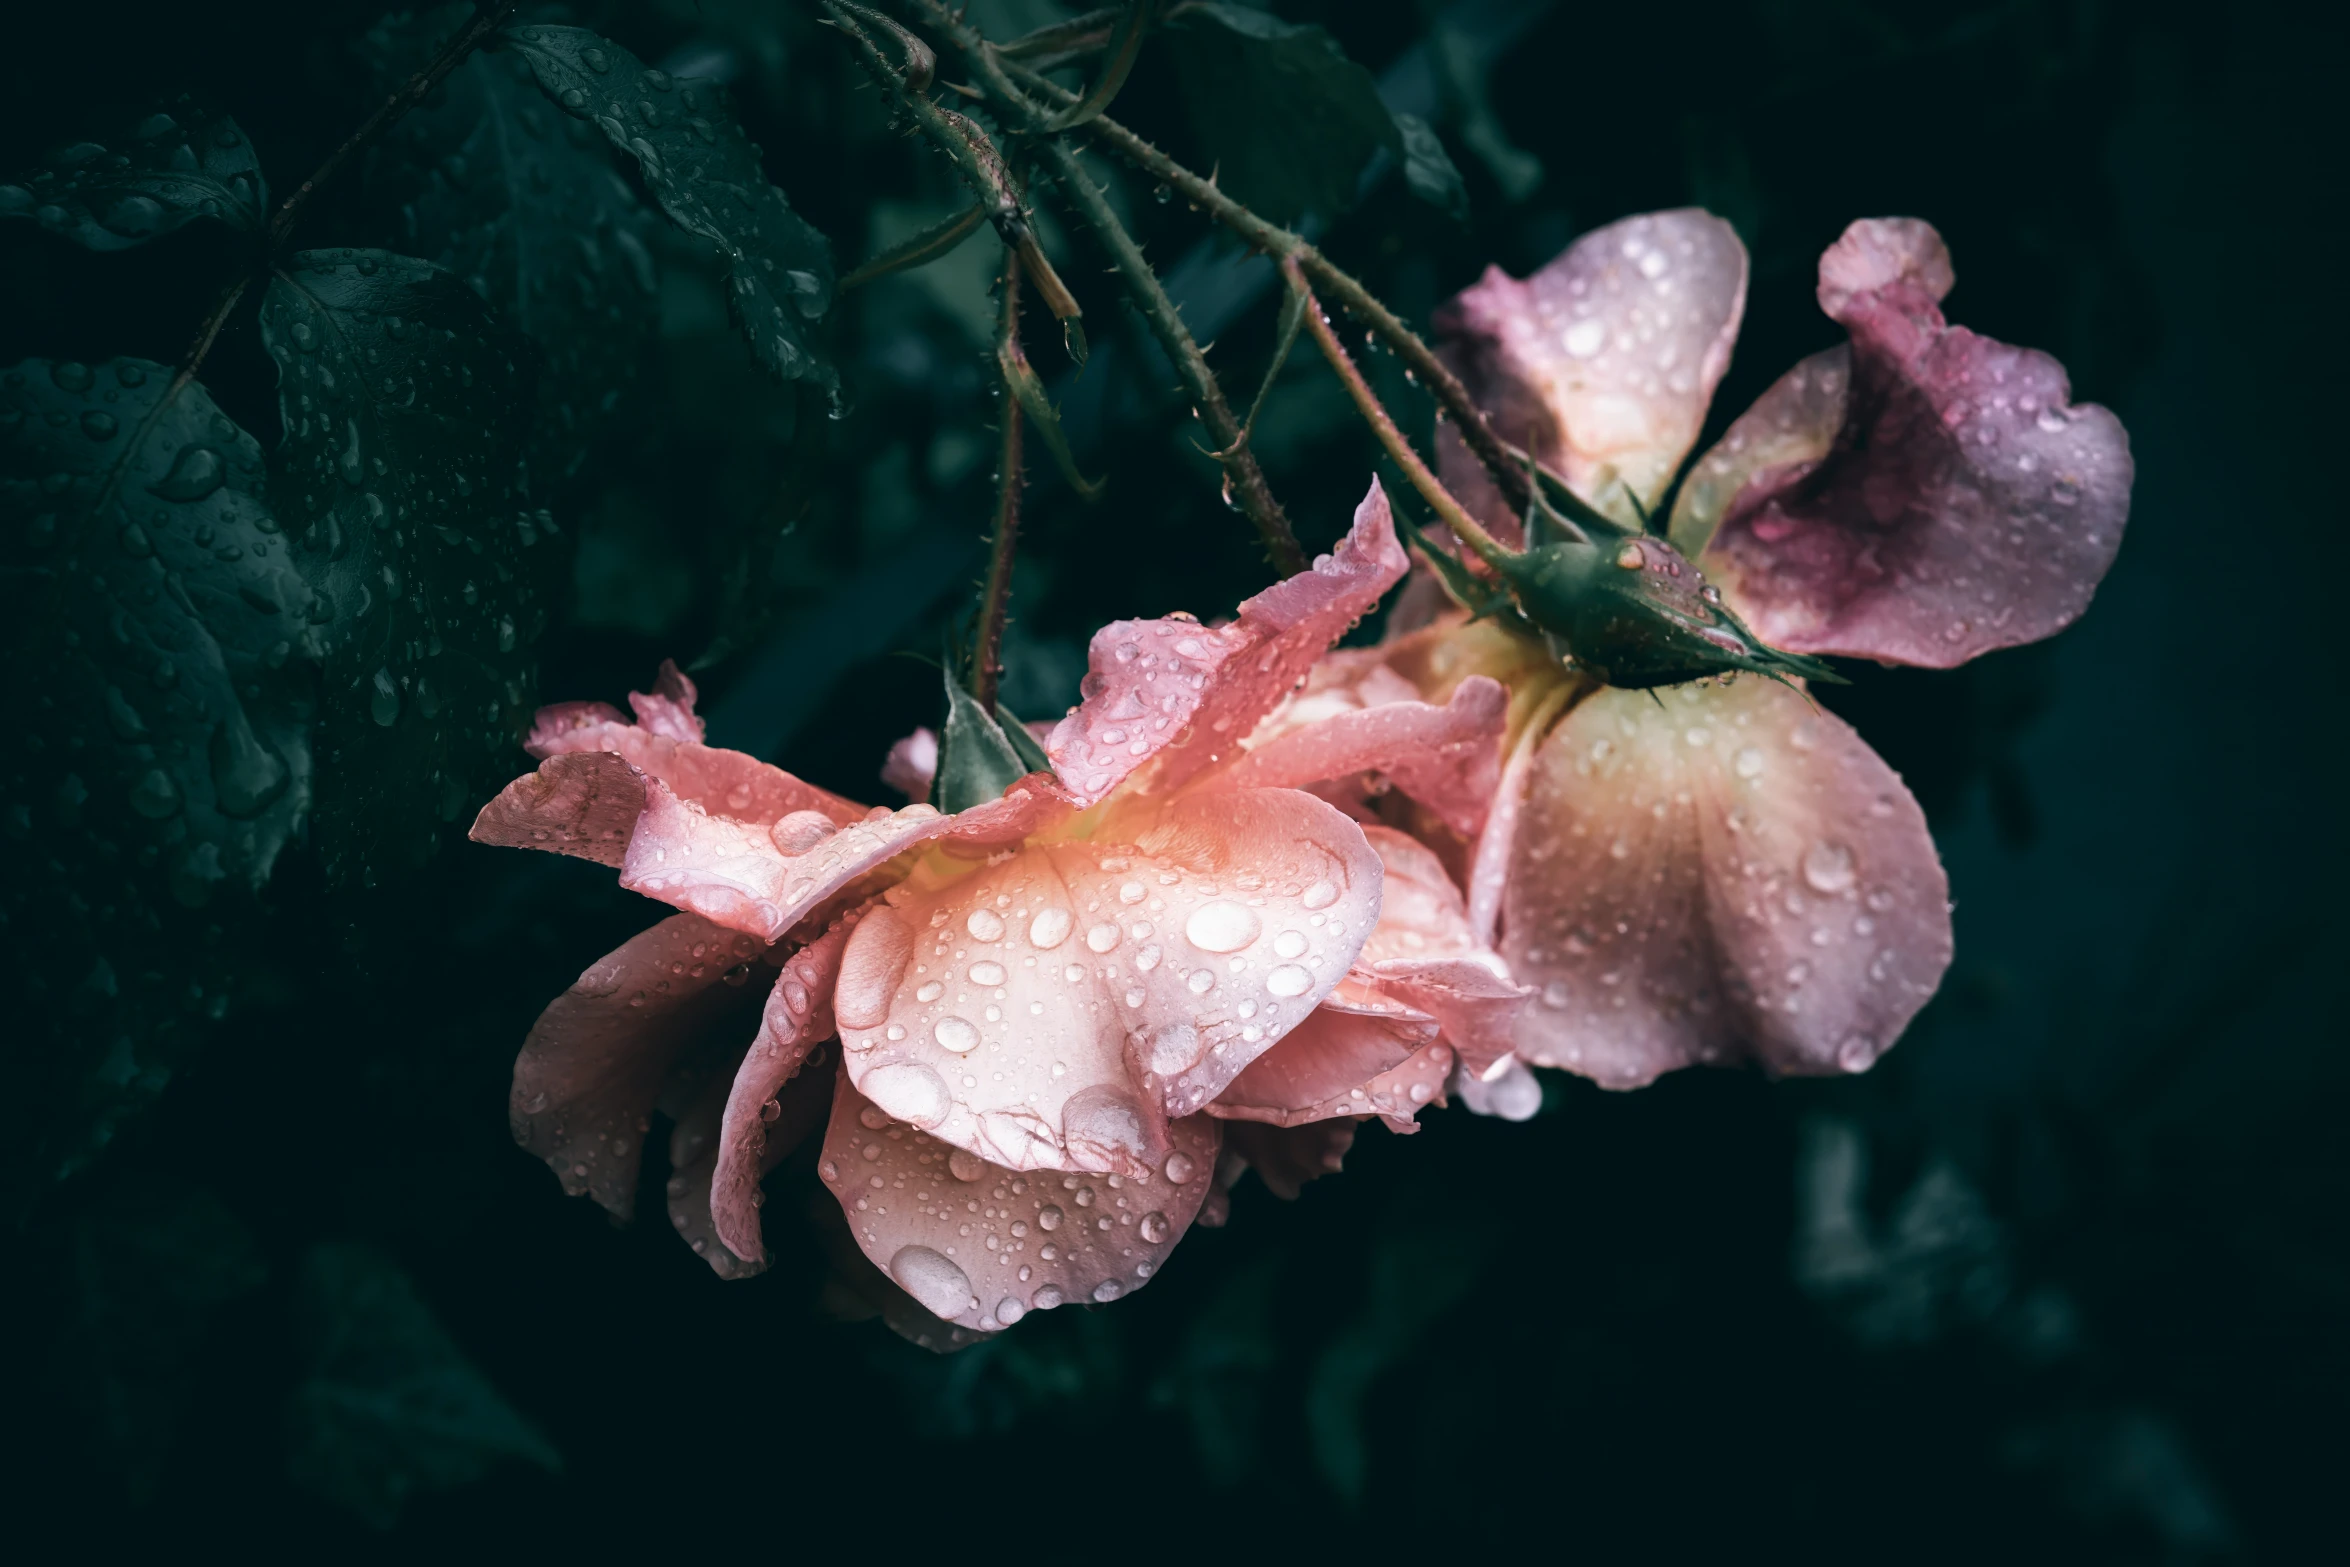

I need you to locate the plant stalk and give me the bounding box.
[975,249,1028,714]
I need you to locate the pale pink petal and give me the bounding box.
[1358,824,1477,960]
[1452,1056,1542,1120]
[711,915,859,1265]
[510,913,779,1219]
[618,777,1073,944]
[1210,1001,1451,1128]
[1223,1118,1355,1200]
[1686,218,2133,667]
[1436,209,1749,527]
[1500,678,1951,1087]
[665,1040,835,1279]
[627,658,706,743]
[834,787,1384,1174]
[1360,959,1525,1080]
[880,726,938,802]
[1345,824,1529,1075]
[468,751,647,867]
[1046,481,1407,804]
[819,1065,1222,1330]
[1207,676,1506,838]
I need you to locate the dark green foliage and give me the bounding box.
[934,662,1045,812]
[0,97,266,250]
[366,10,663,485]
[503,23,837,401]
[0,357,312,1207]
[260,250,549,881]
[1392,112,1467,222]
[1161,3,1407,226]
[286,1244,560,1528]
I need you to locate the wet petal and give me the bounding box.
[1361,959,1525,1080]
[1437,209,1748,527]
[510,913,778,1219]
[819,1065,1222,1330]
[1210,676,1507,838]
[1211,1002,1451,1129]
[1224,1118,1355,1200]
[627,658,705,743]
[1452,1056,1543,1120]
[880,726,938,802]
[1682,218,2133,667]
[469,751,647,867]
[710,915,861,1264]
[834,787,1383,1174]
[1501,678,1951,1086]
[1352,825,1528,1076]
[1046,481,1407,804]
[665,1041,834,1279]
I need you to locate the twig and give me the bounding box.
[974,250,1027,714]
[1043,0,1152,131]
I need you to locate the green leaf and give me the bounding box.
[287,1244,561,1529]
[995,701,1055,776]
[1393,113,1468,221]
[261,249,551,882]
[1,356,314,1212]
[364,10,663,485]
[0,98,267,250]
[504,23,838,400]
[998,339,1104,500]
[1162,4,1398,226]
[935,668,1031,814]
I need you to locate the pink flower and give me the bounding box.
[1337,211,2132,1090]
[472,484,1522,1341]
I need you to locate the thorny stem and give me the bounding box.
[974,250,1027,714]
[931,8,1535,515]
[1284,257,1509,568]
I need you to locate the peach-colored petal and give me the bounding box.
[1223,1118,1355,1200]
[1357,824,1476,960]
[617,777,1074,944]
[880,726,938,802]
[819,1066,1222,1330]
[1208,676,1506,838]
[1360,959,1525,1080]
[510,913,779,1219]
[1347,824,1528,1076]
[1046,481,1407,804]
[1685,218,2133,667]
[628,658,705,742]
[468,750,647,867]
[1210,1001,1452,1129]
[834,787,1384,1175]
[665,1040,834,1279]
[1501,678,1951,1087]
[711,915,859,1265]
[1436,209,1749,528]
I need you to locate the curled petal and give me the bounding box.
[1361,959,1526,1080]
[1436,208,1749,526]
[627,658,705,743]
[469,751,647,867]
[711,915,860,1265]
[1223,1118,1355,1200]
[1501,678,1951,1087]
[1047,481,1407,804]
[510,913,778,1219]
[1358,825,1478,961]
[1682,217,2133,667]
[666,1041,834,1279]
[819,1065,1222,1330]
[834,787,1384,1174]
[1210,677,1507,838]
[1211,1001,1451,1129]
[881,726,939,802]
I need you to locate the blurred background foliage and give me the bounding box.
[1,0,2341,1557]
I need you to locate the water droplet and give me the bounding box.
[969,961,1006,986]
[80,410,117,440]
[1037,1204,1063,1232]
[1062,1086,1149,1160]
[1186,970,1215,995]
[1301,880,1338,910]
[995,1296,1026,1325]
[51,361,94,394]
[369,667,400,726]
[966,908,1006,941]
[1184,901,1260,953]
[1272,930,1307,959]
[1541,979,1571,1009]
[1086,922,1120,953]
[1802,841,1856,895]
[1564,318,1606,358]
[1614,540,1646,569]
[1033,1285,1064,1309]
[1734,747,1765,779]
[1029,907,1073,948]
[1265,964,1313,997]
[1162,1151,1196,1184]
[1092,1280,1123,1303]
[948,1148,987,1182]
[147,444,225,502]
[1837,1035,1876,1072]
[862,1061,950,1127]
[889,1246,973,1319]
[933,1015,979,1053]
[1138,1211,1171,1243]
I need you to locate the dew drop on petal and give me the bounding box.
[1138,1211,1171,1243]
[1301,880,1339,910]
[969,961,1006,986]
[1086,922,1121,953]
[1185,901,1260,953]
[1265,965,1313,997]
[1162,1151,1197,1184]
[948,1148,987,1182]
[889,1246,974,1319]
[966,908,1006,941]
[1029,907,1073,948]
[1802,841,1857,895]
[934,1016,980,1053]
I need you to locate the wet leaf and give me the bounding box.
[286,1243,560,1528]
[935,666,1030,813]
[0,357,313,1212]
[261,249,550,882]
[1393,112,1467,221]
[0,97,267,250]
[1162,4,1398,225]
[365,10,663,485]
[505,23,838,399]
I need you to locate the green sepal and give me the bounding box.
[999,340,1105,499]
[935,669,1030,814]
[995,701,1056,776]
[1392,504,1536,636]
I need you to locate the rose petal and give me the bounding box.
[1223,1118,1355,1200]
[1437,208,1748,528]
[1500,678,1952,1087]
[469,751,647,867]
[1361,959,1526,1079]
[881,726,938,801]
[1452,1056,1543,1120]
[510,913,779,1218]
[1046,481,1407,804]
[834,787,1384,1174]
[711,915,859,1265]
[1209,676,1506,838]
[1211,1001,1451,1128]
[665,1041,834,1279]
[819,1065,1222,1330]
[1357,824,1477,960]
[628,658,705,743]
[1683,218,2133,667]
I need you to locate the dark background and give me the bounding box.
[4,0,2342,1558]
